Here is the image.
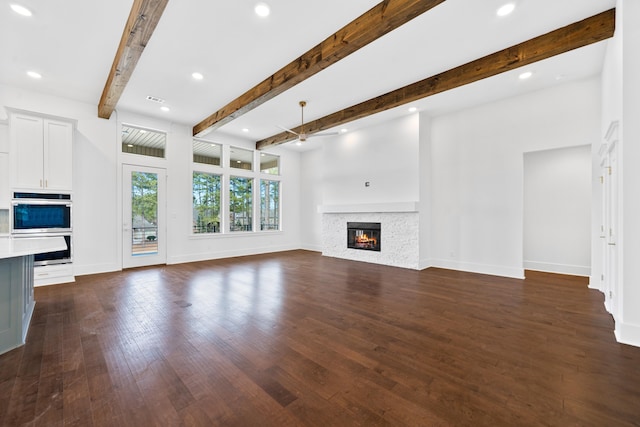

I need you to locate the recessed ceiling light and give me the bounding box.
[496,3,515,17]
[295,141,302,146]
[254,2,270,17]
[408,107,417,113]
[11,4,32,16]
[160,106,170,112]
[242,128,249,132]
[519,71,533,80]
[26,70,41,79]
[237,160,242,163]
[340,128,348,133]
[192,72,204,80]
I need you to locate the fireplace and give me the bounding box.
[347,222,381,251]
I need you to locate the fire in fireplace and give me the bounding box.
[347,222,381,251]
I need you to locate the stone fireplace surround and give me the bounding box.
[319,202,420,270]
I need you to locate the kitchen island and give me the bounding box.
[0,236,66,355]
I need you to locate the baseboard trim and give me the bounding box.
[615,322,640,348]
[588,275,602,290]
[430,259,525,279]
[523,261,590,277]
[300,243,322,252]
[167,244,300,265]
[418,258,433,270]
[73,262,120,277]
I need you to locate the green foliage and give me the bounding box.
[260,180,280,230]
[131,172,158,225]
[193,172,221,233]
[230,176,252,231]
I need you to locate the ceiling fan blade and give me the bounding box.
[277,125,299,136]
[307,131,340,139]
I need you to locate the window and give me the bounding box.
[260,153,280,175]
[193,140,221,166]
[122,126,166,158]
[193,172,221,233]
[229,176,252,231]
[260,180,280,230]
[230,147,253,171]
[131,171,159,253]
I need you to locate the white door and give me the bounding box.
[122,165,166,269]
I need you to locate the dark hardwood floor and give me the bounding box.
[1,250,639,426]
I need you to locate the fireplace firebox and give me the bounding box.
[347,222,381,251]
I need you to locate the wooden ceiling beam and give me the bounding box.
[98,0,169,119]
[257,8,616,150]
[192,0,447,136]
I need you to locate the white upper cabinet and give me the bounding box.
[10,113,73,192]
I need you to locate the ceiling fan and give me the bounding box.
[279,101,339,144]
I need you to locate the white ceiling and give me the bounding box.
[1,0,616,152]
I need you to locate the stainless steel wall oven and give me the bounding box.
[12,192,73,265]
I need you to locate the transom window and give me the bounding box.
[260,153,280,175]
[230,147,253,171]
[193,140,221,166]
[122,125,166,158]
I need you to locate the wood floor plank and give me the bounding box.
[1,251,640,426]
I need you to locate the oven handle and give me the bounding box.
[12,200,72,206]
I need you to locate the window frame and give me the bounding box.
[190,144,283,237]
[260,178,281,231]
[121,124,168,160]
[192,170,223,235]
[228,175,253,232]
[193,139,223,166]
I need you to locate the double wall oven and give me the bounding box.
[12,192,72,265]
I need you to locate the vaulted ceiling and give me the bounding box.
[1,0,617,151]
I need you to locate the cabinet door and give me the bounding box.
[43,119,73,191]
[0,153,9,207]
[10,114,44,190]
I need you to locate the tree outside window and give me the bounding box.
[193,172,221,233]
[260,180,280,230]
[131,172,158,253]
[229,176,252,231]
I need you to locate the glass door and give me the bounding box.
[122,165,166,268]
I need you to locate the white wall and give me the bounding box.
[597,0,640,347]
[620,0,640,344]
[322,114,420,205]
[0,84,303,276]
[523,145,591,276]
[606,0,640,346]
[429,77,600,278]
[298,79,601,278]
[0,84,121,275]
[299,148,323,251]
[300,114,420,254]
[160,120,302,265]
[418,113,432,268]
